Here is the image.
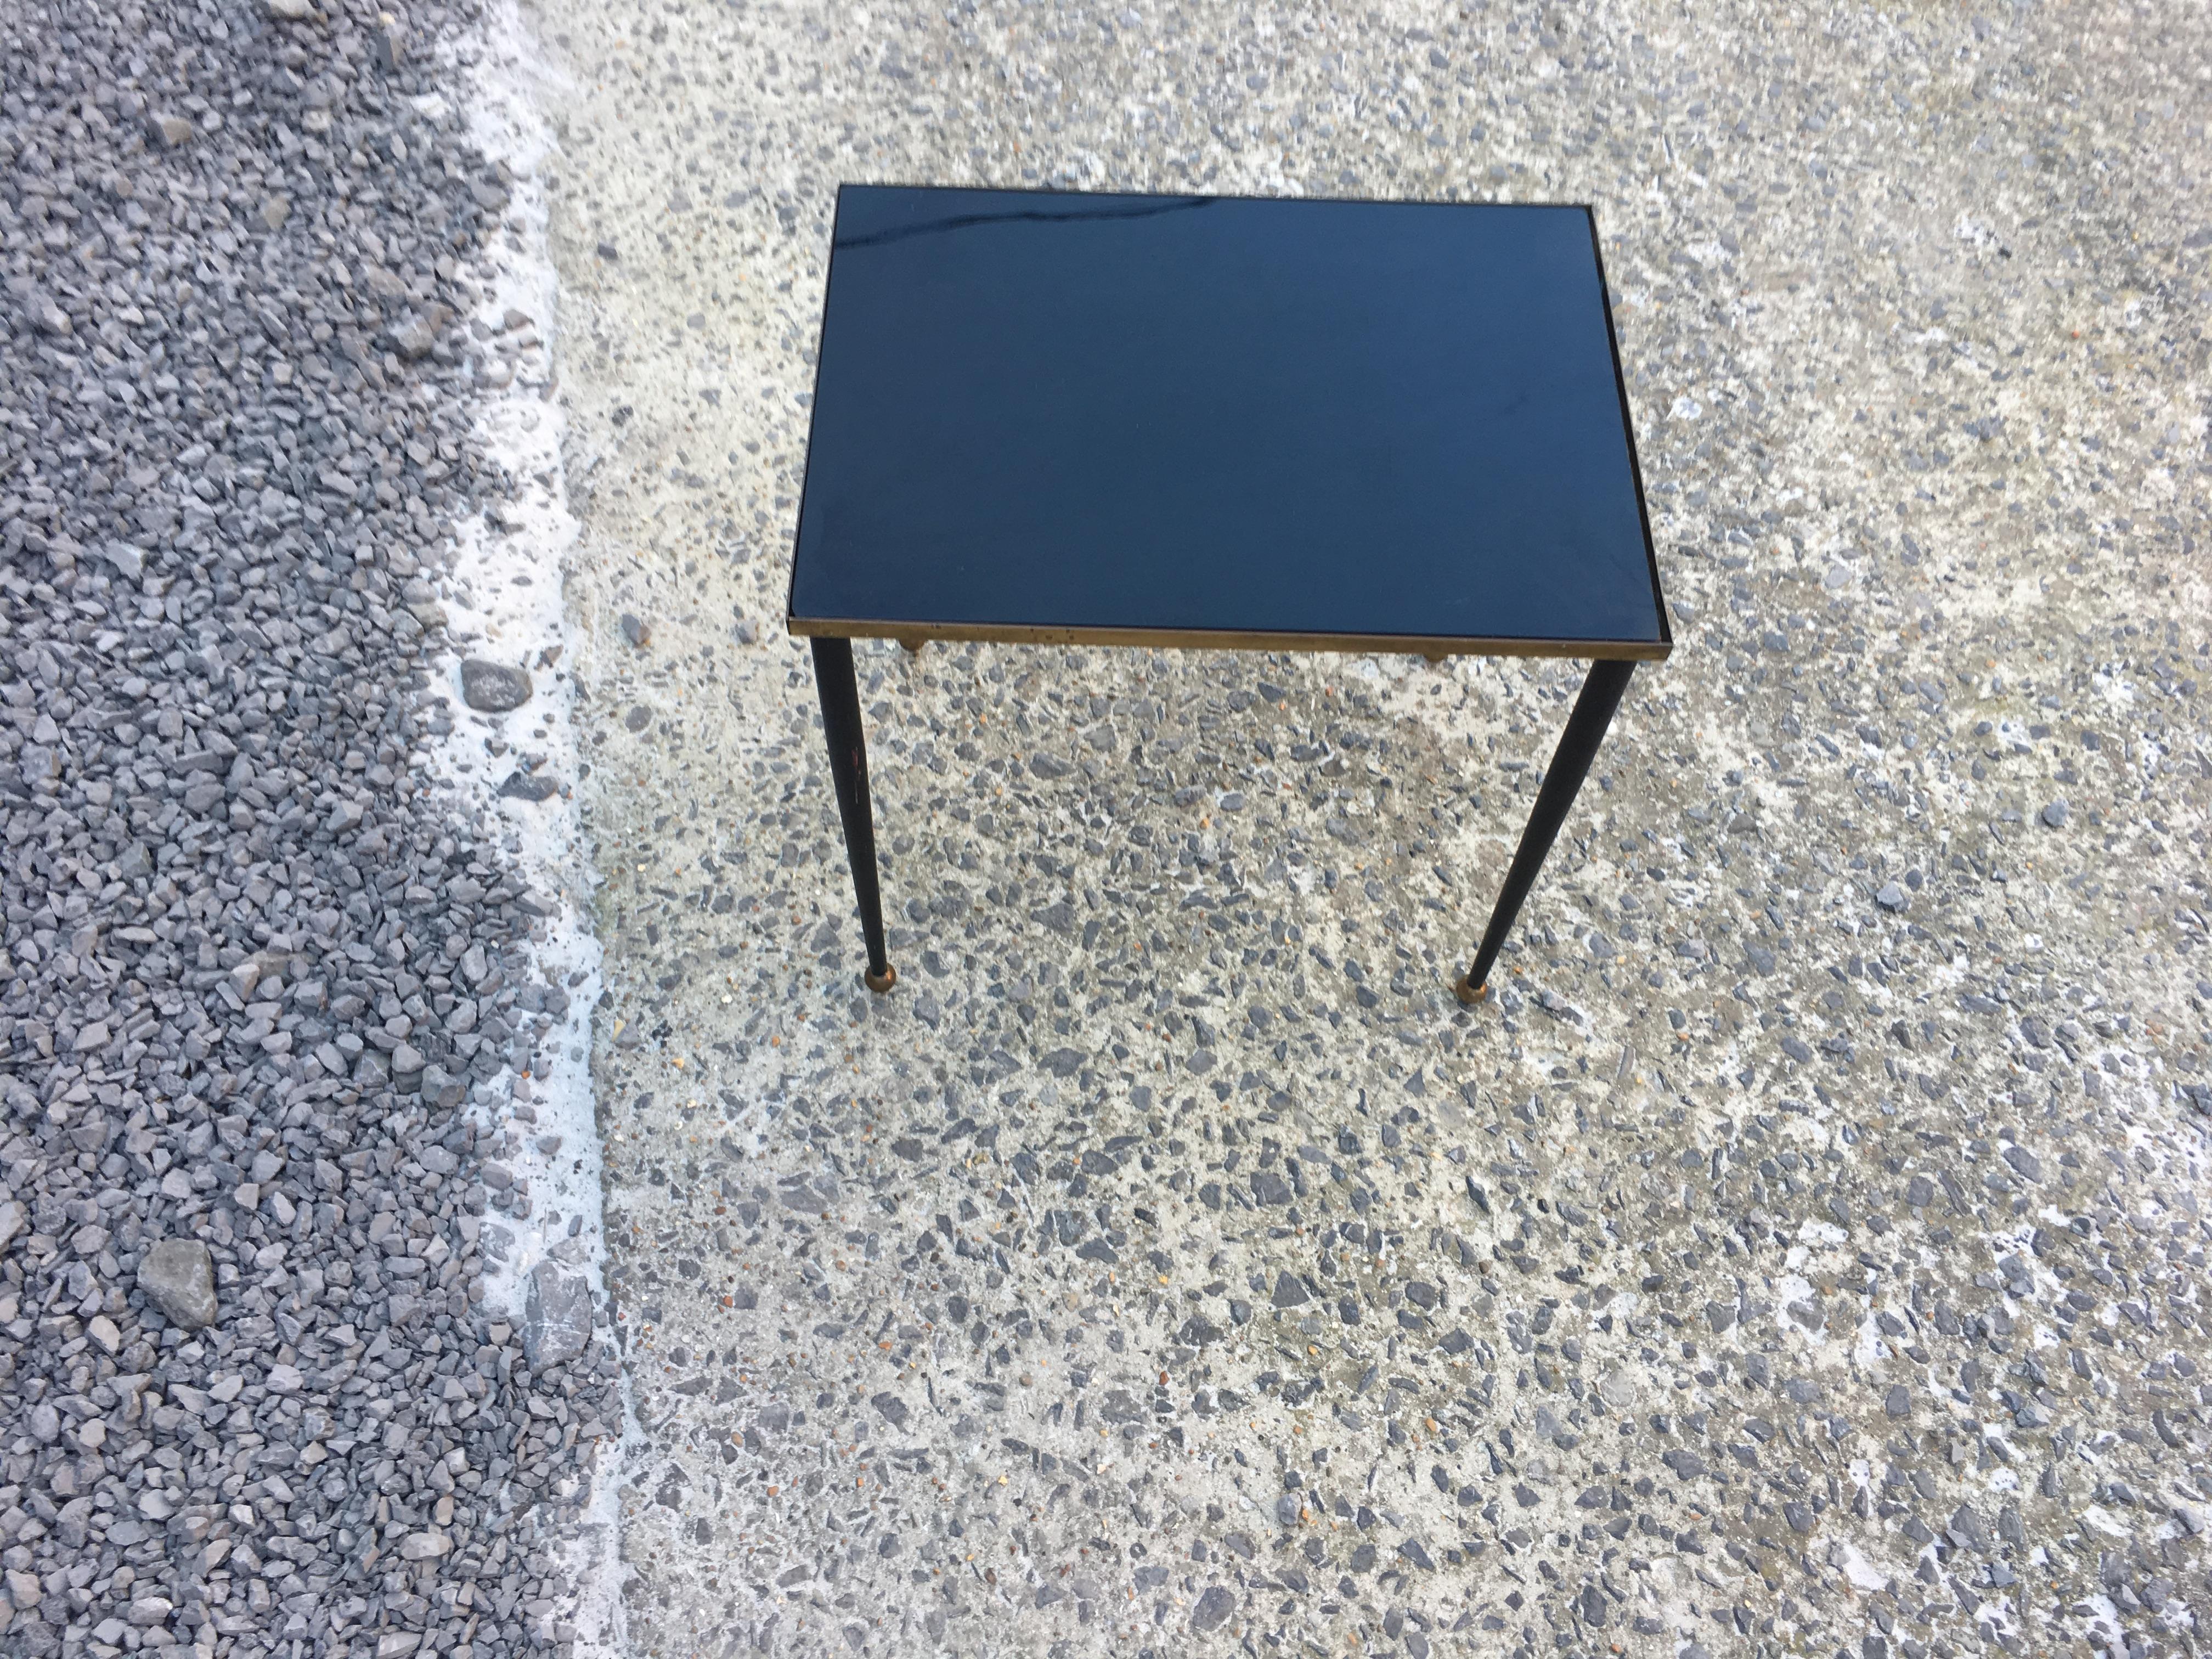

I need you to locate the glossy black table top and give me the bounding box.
[787,187,1668,659]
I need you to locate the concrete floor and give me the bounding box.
[518,0,2212,1654]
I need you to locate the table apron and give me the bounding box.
[786,617,1669,662]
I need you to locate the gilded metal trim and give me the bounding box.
[783,614,1671,662]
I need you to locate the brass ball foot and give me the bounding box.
[864,963,898,994]
[1451,975,1488,1007]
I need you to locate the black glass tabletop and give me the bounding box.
[787,185,1668,659]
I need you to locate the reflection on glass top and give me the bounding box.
[788,185,1666,651]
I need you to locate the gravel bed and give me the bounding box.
[0,4,612,1658]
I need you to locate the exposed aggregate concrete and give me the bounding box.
[531,0,2212,1654]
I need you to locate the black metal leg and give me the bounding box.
[1455,658,1635,1006]
[810,636,895,993]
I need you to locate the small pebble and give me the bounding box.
[371,10,407,71]
[461,657,535,711]
[26,291,72,335]
[136,1239,218,1330]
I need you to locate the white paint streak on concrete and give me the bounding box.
[431,3,631,1652]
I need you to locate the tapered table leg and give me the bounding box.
[810,636,896,992]
[1454,658,1635,1006]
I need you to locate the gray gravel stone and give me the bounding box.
[461,657,535,711]
[371,13,408,72]
[144,110,193,148]
[498,768,561,800]
[392,303,455,361]
[525,1259,592,1366]
[135,1238,218,1330]
[1189,1585,1236,1632]
[871,1390,910,1426]
[25,290,71,336]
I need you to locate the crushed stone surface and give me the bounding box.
[0,3,619,1658]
